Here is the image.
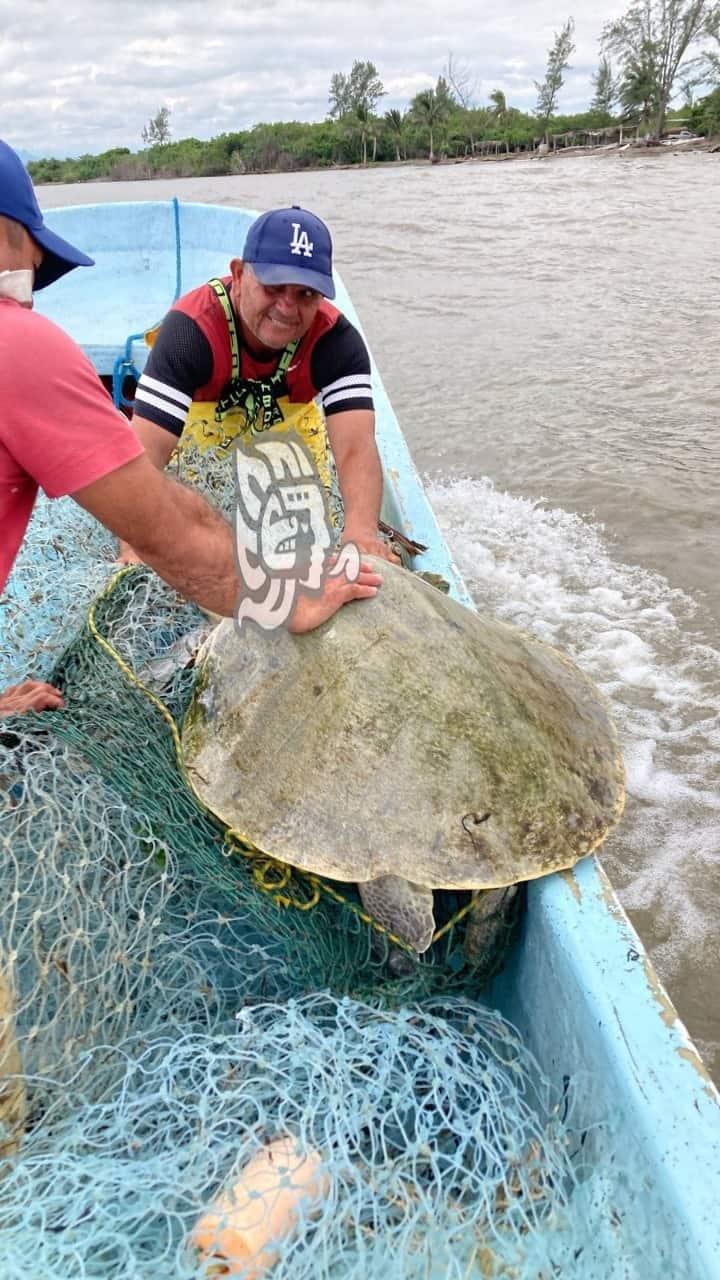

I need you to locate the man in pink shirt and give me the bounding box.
[0,140,381,716]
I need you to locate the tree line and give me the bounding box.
[28,1,720,185]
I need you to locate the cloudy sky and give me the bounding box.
[2,0,631,158]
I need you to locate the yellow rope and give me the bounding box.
[85,568,471,955]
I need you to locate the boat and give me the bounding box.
[8,197,719,1276]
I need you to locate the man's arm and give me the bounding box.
[116,417,179,563]
[74,453,383,625]
[314,317,398,563]
[1,461,382,716]
[118,306,211,562]
[131,416,178,469]
[74,453,241,616]
[326,409,400,563]
[1,458,384,718]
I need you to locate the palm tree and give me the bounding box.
[410,89,449,161]
[355,103,370,165]
[384,108,407,161]
[489,88,511,153]
[489,88,507,118]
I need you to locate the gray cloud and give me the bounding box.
[2,1,631,157]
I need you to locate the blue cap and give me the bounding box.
[0,139,94,290]
[243,206,335,299]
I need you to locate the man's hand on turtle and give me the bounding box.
[0,680,65,716]
[288,558,382,634]
[343,530,401,565]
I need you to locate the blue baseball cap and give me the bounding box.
[0,139,94,290]
[243,206,335,299]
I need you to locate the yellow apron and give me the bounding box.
[180,396,334,497]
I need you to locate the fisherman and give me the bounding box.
[0,140,382,717]
[119,205,400,566]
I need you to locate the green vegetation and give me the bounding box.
[688,83,720,130]
[27,8,720,187]
[591,57,617,121]
[602,1,714,137]
[535,18,576,139]
[410,79,454,161]
[141,106,172,146]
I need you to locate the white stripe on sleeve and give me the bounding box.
[322,387,374,410]
[134,388,188,423]
[321,373,373,396]
[136,375,192,409]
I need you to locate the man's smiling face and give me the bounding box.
[230,260,321,355]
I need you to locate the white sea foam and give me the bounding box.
[427,473,720,1067]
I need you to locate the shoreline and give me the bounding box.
[35,135,720,189]
[433,135,720,165]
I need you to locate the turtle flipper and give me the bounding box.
[463,884,524,981]
[358,875,435,953]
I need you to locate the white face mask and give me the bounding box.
[0,268,34,304]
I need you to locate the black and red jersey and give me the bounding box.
[134,277,374,437]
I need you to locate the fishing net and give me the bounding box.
[0,492,639,1278]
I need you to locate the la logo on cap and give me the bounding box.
[290,222,314,259]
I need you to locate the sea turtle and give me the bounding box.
[181,558,624,965]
